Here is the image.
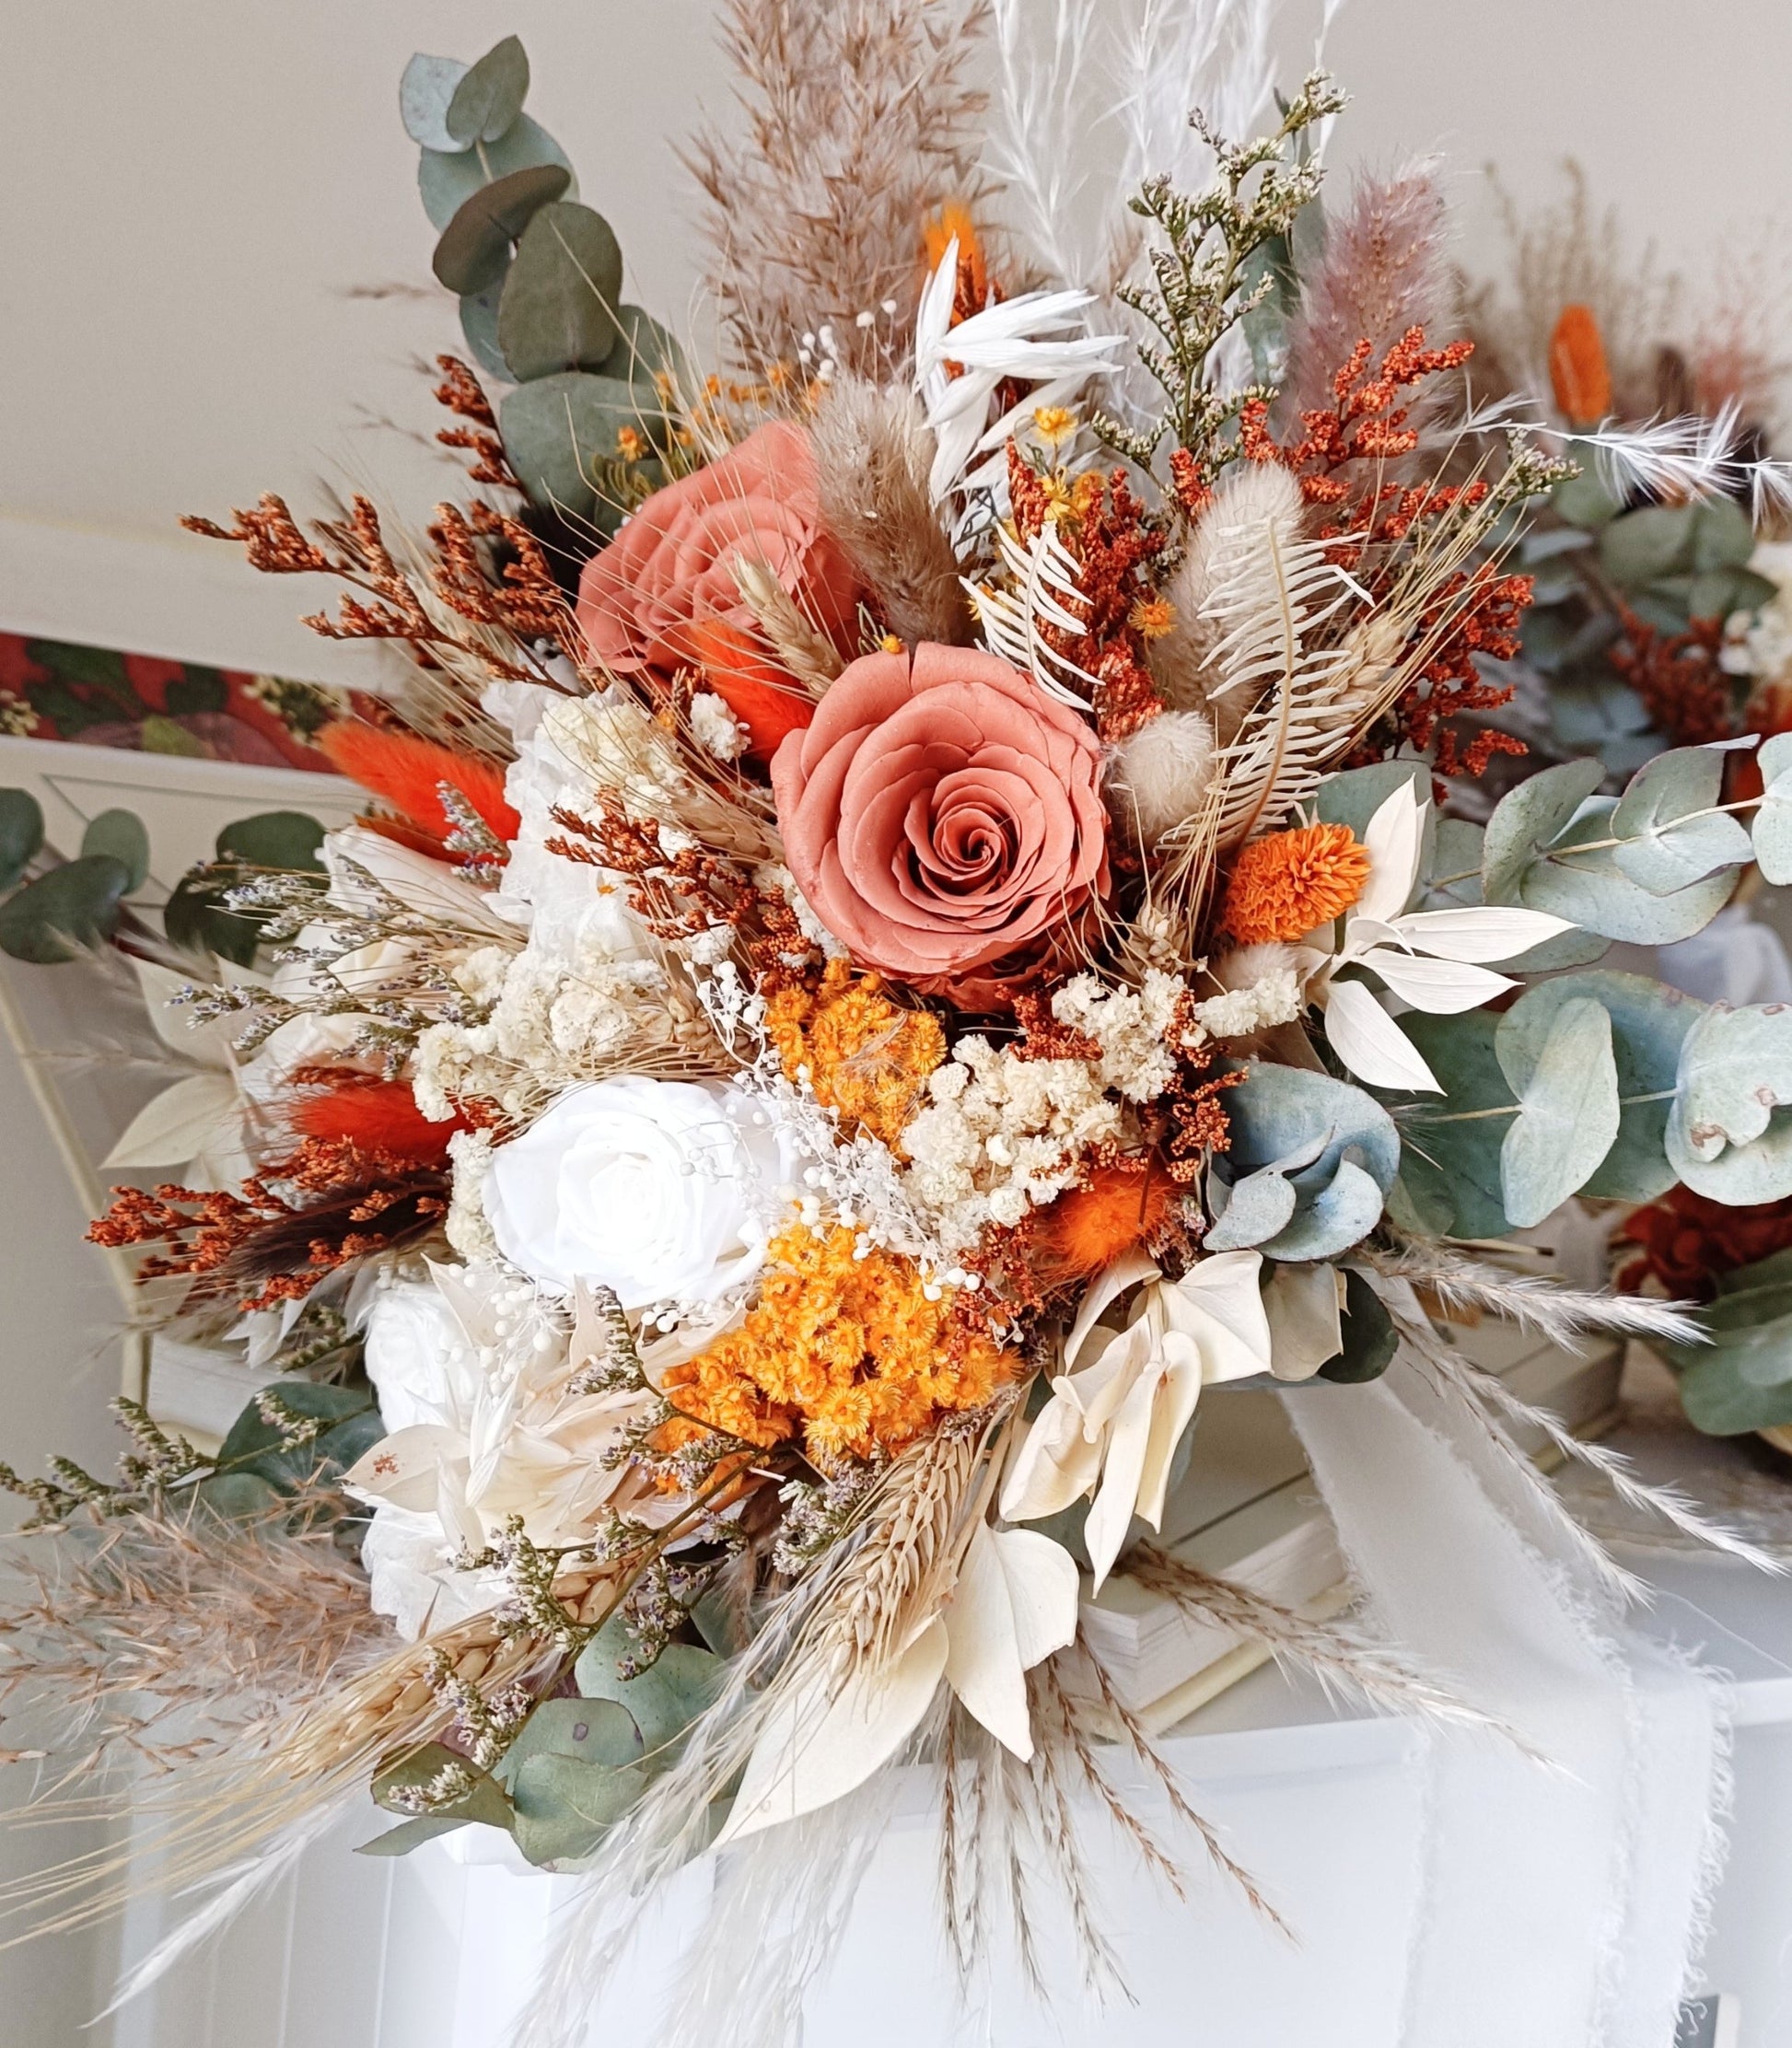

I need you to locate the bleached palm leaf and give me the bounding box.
[965,522,1103,711]
[1196,508,1377,847]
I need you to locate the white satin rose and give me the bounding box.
[359,1273,481,1433]
[484,1076,797,1309]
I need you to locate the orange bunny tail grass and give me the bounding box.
[290,1076,465,1166]
[683,619,817,760]
[1028,1160,1180,1292]
[1221,821,1371,944]
[1549,304,1612,428]
[318,720,519,848]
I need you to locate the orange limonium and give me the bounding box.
[1221,820,1371,943]
[1549,304,1612,427]
[763,957,945,1150]
[924,202,990,327]
[662,1225,1010,1469]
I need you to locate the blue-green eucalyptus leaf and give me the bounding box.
[373,1742,513,1831]
[1751,733,1792,885]
[459,273,513,380]
[575,1620,727,1762]
[1316,1269,1398,1383]
[1608,746,1751,896]
[1519,795,1738,944]
[497,203,624,380]
[1496,972,1701,1202]
[1482,757,1603,903]
[1203,1164,1299,1251]
[1316,759,1432,889]
[1495,996,1620,1227]
[419,117,576,232]
[503,1697,642,1776]
[1691,496,1757,574]
[498,370,669,522]
[511,1752,647,1868]
[445,35,529,147]
[0,855,131,962]
[1600,504,1696,588]
[1380,1010,1515,1239]
[1667,1003,1792,1203]
[0,789,44,892]
[1261,1158,1387,1261]
[433,164,571,297]
[400,52,470,152]
[355,1812,471,1857]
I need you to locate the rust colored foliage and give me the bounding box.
[1149,989,1243,1185]
[1619,1183,1792,1302]
[1609,612,1733,749]
[317,719,520,850]
[1007,450,1168,741]
[288,1073,465,1165]
[433,355,526,492]
[88,1138,448,1310]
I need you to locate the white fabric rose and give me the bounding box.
[485,1076,797,1308]
[359,1274,482,1434]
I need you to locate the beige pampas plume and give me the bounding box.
[682,0,989,381]
[809,376,975,647]
[1108,708,1215,847]
[1146,461,1303,743]
[1287,165,1453,423]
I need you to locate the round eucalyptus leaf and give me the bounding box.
[1495,995,1620,1228]
[1317,1270,1398,1382]
[504,1697,642,1775]
[1599,504,1696,590]
[433,163,571,296]
[1691,495,1756,574]
[574,1619,727,1759]
[511,1753,648,1868]
[1482,757,1603,904]
[0,788,44,891]
[599,304,689,399]
[193,1472,285,1523]
[497,203,624,380]
[1519,796,1738,946]
[400,52,470,152]
[498,370,656,521]
[215,809,326,872]
[1380,1010,1515,1239]
[0,855,131,962]
[1608,746,1751,898]
[80,809,149,892]
[1203,1165,1299,1252]
[1667,1004,1792,1204]
[164,876,259,967]
[445,34,529,147]
[1550,457,1624,530]
[1675,1346,1792,1435]
[418,114,576,231]
[459,273,513,381]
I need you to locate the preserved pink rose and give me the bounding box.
[575,420,861,676]
[771,643,1109,1007]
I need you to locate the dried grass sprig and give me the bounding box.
[1367,1239,1705,1354]
[809,377,974,646]
[683,0,990,380]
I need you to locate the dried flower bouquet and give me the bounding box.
[6,13,1792,2042]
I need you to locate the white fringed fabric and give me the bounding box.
[1286,1356,1728,2048]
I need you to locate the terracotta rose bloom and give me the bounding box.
[771,644,1110,1007]
[575,419,860,675]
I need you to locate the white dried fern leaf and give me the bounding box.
[1198,506,1375,846]
[965,522,1101,711]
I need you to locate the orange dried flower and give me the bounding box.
[1221,821,1371,943]
[663,1225,1010,1469]
[1549,305,1612,426]
[764,958,945,1150]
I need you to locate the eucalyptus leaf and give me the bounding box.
[1691,496,1757,574]
[399,52,470,152]
[600,304,689,400]
[1550,454,1624,529]
[1751,733,1792,885]
[0,789,44,891]
[1262,1157,1388,1262]
[1202,1164,1298,1251]
[497,203,624,380]
[498,370,663,521]
[574,1621,726,1761]
[215,810,326,872]
[1667,1003,1792,1203]
[511,1752,646,1868]
[80,809,150,892]
[1497,971,1700,1202]
[192,1472,284,1522]
[502,1697,642,1776]
[1220,1064,1400,1193]
[1519,795,1738,945]
[163,876,258,967]
[446,35,529,147]
[1482,757,1603,903]
[0,855,131,962]
[355,1812,471,1857]
[419,116,576,232]
[1608,746,1751,896]
[215,1379,380,1495]
[1380,1010,1515,1239]
[1316,759,1433,886]
[459,273,513,381]
[1495,996,1620,1228]
[1600,504,1695,589]
[1317,1270,1398,1383]
[432,163,571,296]
[1674,1350,1792,1435]
[373,1743,513,1832]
